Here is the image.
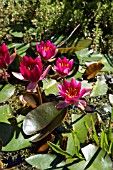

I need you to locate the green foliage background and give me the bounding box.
[0,0,113,54]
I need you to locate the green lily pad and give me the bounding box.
[66,144,112,170]
[0,84,15,103]
[2,127,30,151]
[42,78,59,95]
[0,105,12,123]
[90,79,108,97]
[26,153,65,169]
[72,113,97,143]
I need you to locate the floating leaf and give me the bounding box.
[2,129,30,151]
[63,132,81,158]
[83,62,104,80]
[58,39,92,53]
[66,144,112,170]
[81,144,112,170]
[42,78,59,95]
[0,105,12,123]
[90,79,108,97]
[23,102,67,142]
[0,84,15,103]
[23,93,39,108]
[71,113,97,143]
[109,94,113,106]
[26,153,66,169]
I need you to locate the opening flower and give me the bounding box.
[36,40,57,60]
[12,56,51,90]
[53,57,74,77]
[57,78,91,109]
[0,43,16,69]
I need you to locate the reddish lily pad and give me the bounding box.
[23,102,67,142]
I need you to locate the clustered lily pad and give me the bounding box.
[0,38,112,169]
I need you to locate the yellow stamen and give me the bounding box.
[65,87,78,98]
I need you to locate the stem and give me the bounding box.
[3,68,8,82]
[36,84,42,105]
[78,106,87,115]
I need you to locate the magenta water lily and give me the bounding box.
[0,43,16,69]
[36,40,57,60]
[12,56,51,90]
[57,78,91,109]
[53,57,74,77]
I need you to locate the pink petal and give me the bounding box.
[30,65,41,82]
[83,88,92,97]
[40,65,51,80]
[74,99,87,108]
[56,101,69,108]
[27,82,37,91]
[79,88,86,98]
[63,68,69,74]
[12,72,28,81]
[70,78,77,86]
[42,50,47,57]
[69,59,74,68]
[64,80,70,88]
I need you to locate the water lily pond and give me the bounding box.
[0,1,113,169]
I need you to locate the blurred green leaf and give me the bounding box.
[109,94,113,106]
[9,29,23,38]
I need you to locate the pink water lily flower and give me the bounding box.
[0,43,16,69]
[53,57,74,77]
[57,78,91,109]
[36,40,57,60]
[12,56,51,90]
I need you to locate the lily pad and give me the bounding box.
[26,153,65,170]
[66,144,112,170]
[0,105,12,123]
[71,113,97,143]
[42,78,59,95]
[23,102,67,141]
[2,128,30,151]
[90,79,108,97]
[0,84,15,103]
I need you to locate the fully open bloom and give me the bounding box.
[53,57,74,77]
[0,43,16,69]
[36,40,57,60]
[57,78,91,109]
[12,56,51,90]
